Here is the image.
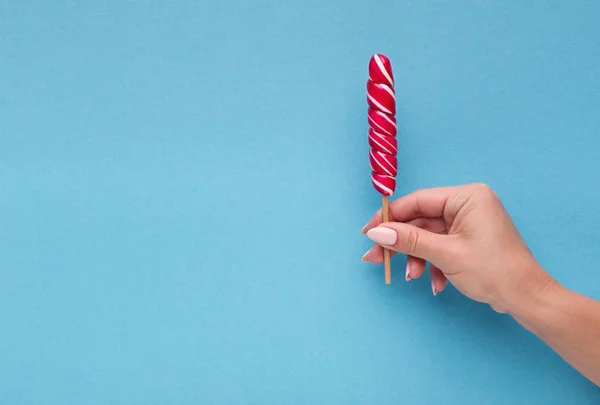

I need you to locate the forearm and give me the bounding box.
[508,272,600,386]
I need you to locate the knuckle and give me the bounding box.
[405,229,420,255]
[472,182,491,193]
[471,182,497,200]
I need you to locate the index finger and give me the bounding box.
[361,185,464,234]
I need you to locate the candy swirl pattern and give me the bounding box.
[367,54,397,196]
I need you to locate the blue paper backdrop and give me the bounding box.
[1,1,599,403]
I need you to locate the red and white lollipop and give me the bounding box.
[367,54,397,284]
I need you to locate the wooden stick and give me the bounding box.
[382,195,391,284]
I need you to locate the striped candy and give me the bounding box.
[367,81,396,115]
[368,128,397,155]
[371,172,396,197]
[369,54,394,88]
[367,54,397,196]
[368,108,397,137]
[370,149,398,177]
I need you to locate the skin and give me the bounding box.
[362,183,600,386]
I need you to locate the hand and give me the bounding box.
[362,183,600,386]
[362,183,554,313]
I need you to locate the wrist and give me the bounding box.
[502,261,557,318]
[503,261,562,334]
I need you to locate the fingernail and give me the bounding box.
[361,250,370,262]
[405,262,411,281]
[432,280,437,296]
[366,227,397,246]
[361,223,369,234]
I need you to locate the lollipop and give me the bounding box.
[367,54,397,284]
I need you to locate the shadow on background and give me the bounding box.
[361,253,599,399]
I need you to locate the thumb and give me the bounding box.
[366,222,451,263]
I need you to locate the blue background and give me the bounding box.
[1,1,599,403]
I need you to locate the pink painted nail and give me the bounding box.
[361,223,369,234]
[405,262,411,281]
[366,227,397,246]
[361,250,370,262]
[432,280,437,296]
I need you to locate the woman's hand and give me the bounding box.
[362,183,600,386]
[361,183,554,313]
